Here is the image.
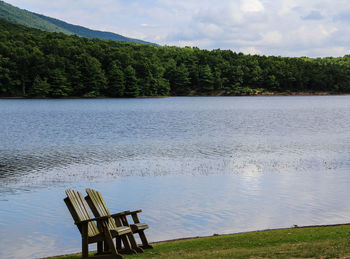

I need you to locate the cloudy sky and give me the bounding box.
[5,0,350,57]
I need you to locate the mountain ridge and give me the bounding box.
[0,0,155,45]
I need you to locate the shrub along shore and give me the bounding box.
[46,224,350,259]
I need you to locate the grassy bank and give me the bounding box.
[48,224,350,259]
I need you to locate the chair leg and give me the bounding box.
[96,241,103,255]
[82,240,89,258]
[138,231,153,249]
[115,236,122,251]
[120,235,137,254]
[103,226,123,259]
[127,233,144,253]
[104,240,109,252]
[82,224,89,258]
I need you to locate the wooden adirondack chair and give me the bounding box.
[64,189,135,259]
[85,188,153,250]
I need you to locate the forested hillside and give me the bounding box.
[1,18,350,98]
[0,0,154,44]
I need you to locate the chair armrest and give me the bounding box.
[110,210,130,218]
[121,209,142,216]
[129,209,142,215]
[75,215,110,225]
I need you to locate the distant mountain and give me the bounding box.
[0,0,155,45]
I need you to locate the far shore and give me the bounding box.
[1,92,349,100]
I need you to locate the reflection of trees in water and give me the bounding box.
[0,153,49,179]
[0,150,86,180]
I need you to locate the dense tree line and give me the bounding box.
[1,18,350,98]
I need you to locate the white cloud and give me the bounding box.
[240,0,264,13]
[240,46,261,55]
[260,31,283,45]
[4,0,350,57]
[295,25,338,46]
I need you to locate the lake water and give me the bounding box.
[0,96,350,258]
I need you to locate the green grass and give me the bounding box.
[49,224,350,259]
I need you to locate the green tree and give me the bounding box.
[266,75,279,91]
[199,64,214,91]
[223,65,244,94]
[75,53,107,96]
[213,69,223,90]
[13,46,30,96]
[173,64,191,95]
[106,62,125,97]
[165,61,190,95]
[0,55,11,96]
[153,77,170,96]
[124,65,139,97]
[48,69,71,97]
[133,57,153,96]
[28,76,51,97]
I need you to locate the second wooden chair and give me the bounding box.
[85,188,153,250]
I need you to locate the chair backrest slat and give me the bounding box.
[67,190,87,221]
[65,189,100,237]
[86,188,118,230]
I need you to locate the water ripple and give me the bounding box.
[1,97,350,258]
